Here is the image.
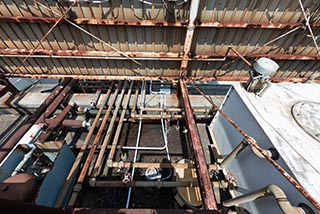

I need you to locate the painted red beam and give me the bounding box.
[1,48,320,61]
[1,16,320,29]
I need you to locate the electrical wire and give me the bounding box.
[34,0,141,66]
[10,1,77,76]
[298,0,320,55]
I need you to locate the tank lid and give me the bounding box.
[253,57,279,76]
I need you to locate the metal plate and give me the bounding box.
[292,102,320,143]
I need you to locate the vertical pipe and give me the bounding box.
[104,81,134,176]
[54,81,114,208]
[126,81,146,208]
[92,81,128,178]
[67,82,122,207]
[179,79,218,210]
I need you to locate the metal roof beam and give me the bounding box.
[1,49,319,61]
[1,16,320,29]
[6,74,317,83]
[180,0,200,74]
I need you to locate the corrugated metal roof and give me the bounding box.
[0,0,319,80]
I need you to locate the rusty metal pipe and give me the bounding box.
[54,81,114,208]
[179,79,218,210]
[91,81,128,180]
[104,81,134,177]
[0,78,71,162]
[95,180,220,188]
[34,79,77,125]
[67,82,122,207]
[108,161,218,170]
[38,103,75,142]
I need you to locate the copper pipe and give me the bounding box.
[179,79,217,210]
[191,82,320,210]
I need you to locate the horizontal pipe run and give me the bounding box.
[95,180,219,188]
[1,49,320,61]
[108,162,218,170]
[223,184,305,214]
[141,107,212,113]
[1,16,320,29]
[131,114,183,120]
[6,74,318,83]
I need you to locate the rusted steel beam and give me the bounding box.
[192,76,320,83]
[6,74,177,81]
[1,16,320,29]
[198,21,320,29]
[6,73,318,83]
[0,78,71,163]
[180,0,200,73]
[194,53,320,61]
[0,49,180,58]
[2,49,320,61]
[178,79,217,210]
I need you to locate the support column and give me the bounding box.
[178,79,217,210]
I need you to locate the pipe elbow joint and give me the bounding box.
[266,184,306,214]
